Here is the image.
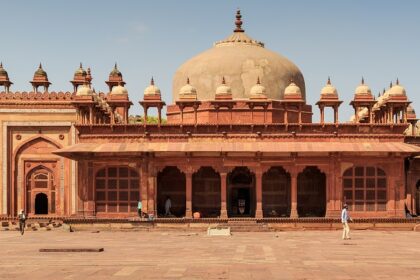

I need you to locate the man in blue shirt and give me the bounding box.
[341,204,353,240]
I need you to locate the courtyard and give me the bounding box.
[0,229,419,279]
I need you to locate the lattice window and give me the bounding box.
[95,166,140,213]
[342,166,387,212]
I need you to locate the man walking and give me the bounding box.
[18,209,26,235]
[341,204,352,240]
[164,196,172,216]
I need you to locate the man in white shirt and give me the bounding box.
[341,204,352,240]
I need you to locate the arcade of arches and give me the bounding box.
[86,162,400,218]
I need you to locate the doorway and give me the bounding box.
[227,167,255,217]
[35,193,48,214]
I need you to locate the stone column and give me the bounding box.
[140,161,148,214]
[185,169,193,218]
[147,164,157,217]
[320,105,325,124]
[290,169,298,218]
[255,168,263,219]
[220,172,228,219]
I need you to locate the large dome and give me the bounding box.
[173,10,305,102]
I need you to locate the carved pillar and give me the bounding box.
[290,169,298,218]
[220,172,228,219]
[334,106,338,124]
[158,105,162,127]
[185,169,193,218]
[320,105,325,124]
[255,168,263,219]
[81,161,95,217]
[147,163,157,216]
[140,161,148,213]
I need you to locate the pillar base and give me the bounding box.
[185,210,192,219]
[255,209,263,219]
[220,209,228,219]
[290,209,298,219]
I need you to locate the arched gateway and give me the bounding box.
[227,167,255,217]
[297,167,326,217]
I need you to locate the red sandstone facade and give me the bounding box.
[0,11,419,220]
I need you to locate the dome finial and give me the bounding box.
[396,78,399,85]
[257,76,260,84]
[222,76,226,84]
[234,9,244,32]
[151,77,154,85]
[114,62,118,69]
[39,63,43,69]
[327,76,331,85]
[389,81,393,88]
[79,62,82,69]
[186,77,190,84]
[361,76,364,84]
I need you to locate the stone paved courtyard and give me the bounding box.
[0,229,419,279]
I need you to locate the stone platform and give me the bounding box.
[0,230,419,279]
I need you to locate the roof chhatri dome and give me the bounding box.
[74,63,87,76]
[144,77,161,96]
[250,77,266,96]
[284,81,301,97]
[179,77,197,96]
[173,10,305,102]
[110,63,122,77]
[389,78,406,96]
[34,63,47,78]
[321,77,338,96]
[215,77,232,95]
[0,62,8,78]
[111,84,128,95]
[76,83,93,96]
[355,77,372,96]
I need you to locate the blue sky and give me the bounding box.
[1,0,419,121]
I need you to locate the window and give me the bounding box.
[95,167,140,213]
[342,166,387,211]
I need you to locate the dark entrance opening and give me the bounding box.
[297,166,326,217]
[35,193,48,214]
[228,167,255,217]
[262,166,291,217]
[157,166,186,217]
[192,167,221,218]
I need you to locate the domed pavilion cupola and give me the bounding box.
[105,63,125,92]
[385,79,410,124]
[249,77,267,100]
[0,62,13,93]
[350,78,376,123]
[245,77,271,123]
[175,78,201,125]
[215,77,233,100]
[139,77,166,127]
[30,63,51,92]
[70,63,88,92]
[316,77,342,124]
[282,81,305,124]
[107,81,132,125]
[406,105,418,135]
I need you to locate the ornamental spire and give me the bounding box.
[151,77,154,86]
[327,76,331,85]
[234,9,244,32]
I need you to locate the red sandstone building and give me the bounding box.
[0,11,419,220]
